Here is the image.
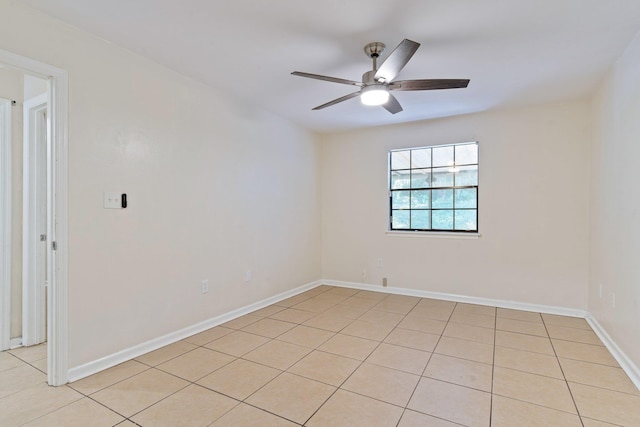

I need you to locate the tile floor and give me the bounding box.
[1,285,640,426]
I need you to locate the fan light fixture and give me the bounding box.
[361,85,389,106]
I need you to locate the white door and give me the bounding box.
[22,94,48,346]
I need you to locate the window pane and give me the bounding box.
[411,148,431,168]
[410,168,431,189]
[455,188,477,209]
[391,150,410,170]
[432,146,454,167]
[432,189,453,209]
[392,210,410,229]
[391,171,410,189]
[411,210,430,229]
[455,143,478,165]
[411,190,430,209]
[432,168,454,187]
[432,210,453,229]
[392,190,410,209]
[455,210,477,231]
[455,165,478,186]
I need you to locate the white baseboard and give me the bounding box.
[586,315,640,391]
[322,279,588,318]
[68,280,322,383]
[9,337,22,349]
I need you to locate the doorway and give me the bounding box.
[0,49,68,386]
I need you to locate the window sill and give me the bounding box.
[385,230,481,240]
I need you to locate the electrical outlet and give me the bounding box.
[376,258,383,268]
[611,292,616,308]
[245,270,252,283]
[598,283,603,298]
[201,279,209,294]
[382,277,387,287]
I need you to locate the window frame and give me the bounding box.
[388,141,479,234]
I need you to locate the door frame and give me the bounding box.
[0,48,69,386]
[22,93,48,347]
[0,97,12,352]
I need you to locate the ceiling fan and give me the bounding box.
[292,39,469,114]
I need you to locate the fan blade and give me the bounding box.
[292,71,362,87]
[374,39,420,82]
[383,93,403,114]
[312,91,361,110]
[390,79,470,91]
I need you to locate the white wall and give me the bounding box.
[0,66,23,339]
[590,31,640,369]
[321,101,590,309]
[0,2,321,368]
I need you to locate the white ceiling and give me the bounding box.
[20,0,640,132]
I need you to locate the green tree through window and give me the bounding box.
[389,142,478,232]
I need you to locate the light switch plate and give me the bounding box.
[103,192,122,209]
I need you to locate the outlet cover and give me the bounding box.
[201,279,209,294]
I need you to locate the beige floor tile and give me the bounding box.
[491,395,582,427]
[407,305,454,321]
[570,382,640,426]
[552,339,619,366]
[156,347,234,381]
[424,353,493,392]
[0,364,47,398]
[317,333,379,361]
[442,322,495,345]
[210,403,299,427]
[398,409,461,427]
[131,384,237,427]
[91,369,189,417]
[581,418,624,426]
[246,372,335,424]
[453,303,496,317]
[496,308,542,323]
[0,383,83,426]
[292,298,336,313]
[275,294,312,308]
[303,313,354,332]
[407,377,491,427]
[385,294,421,305]
[135,341,198,366]
[495,330,555,355]
[196,358,280,400]
[545,324,602,345]
[340,296,380,309]
[398,315,447,335]
[358,309,405,326]
[0,352,25,372]
[9,343,47,363]
[415,298,456,310]
[268,308,317,324]
[496,317,548,337]
[322,303,369,319]
[559,358,639,395]
[493,366,577,413]
[249,305,286,318]
[306,389,403,427]
[22,397,125,427]
[240,318,296,338]
[449,311,496,328]
[340,319,395,341]
[542,313,591,330]
[312,293,350,305]
[434,336,494,364]
[384,328,440,352]
[354,290,387,300]
[324,287,360,296]
[69,360,149,395]
[371,300,417,315]
[243,339,310,370]
[365,342,431,375]
[182,326,234,346]
[276,325,334,348]
[204,330,270,357]
[494,346,563,379]
[342,363,420,407]
[288,350,360,386]
[31,358,47,374]
[115,421,138,427]
[220,314,262,329]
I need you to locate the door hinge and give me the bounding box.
[52,241,57,251]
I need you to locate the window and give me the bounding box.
[389,142,478,232]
